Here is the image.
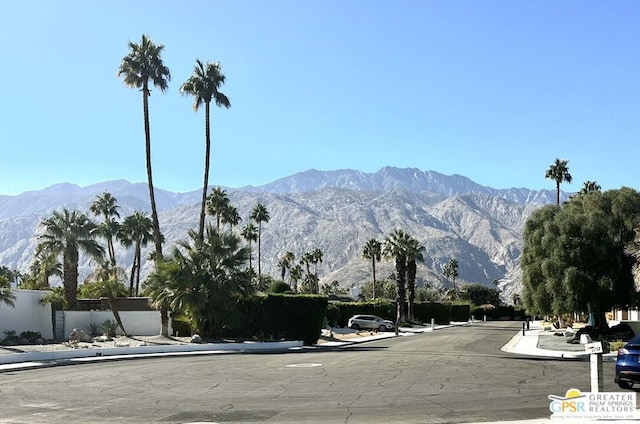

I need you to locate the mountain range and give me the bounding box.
[0,167,568,301]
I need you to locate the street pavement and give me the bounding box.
[0,321,634,423]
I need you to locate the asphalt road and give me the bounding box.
[0,321,621,424]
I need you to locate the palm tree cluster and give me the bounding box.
[30,193,154,310]
[381,229,425,329]
[276,248,324,294]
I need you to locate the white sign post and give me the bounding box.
[585,342,609,392]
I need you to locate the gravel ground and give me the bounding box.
[536,331,590,352]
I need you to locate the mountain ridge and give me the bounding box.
[0,167,565,302]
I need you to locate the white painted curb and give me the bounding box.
[0,340,303,365]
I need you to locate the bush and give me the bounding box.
[268,281,293,294]
[234,294,328,345]
[326,303,340,327]
[99,320,118,337]
[334,300,395,327]
[171,318,192,337]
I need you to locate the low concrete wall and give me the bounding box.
[0,290,53,340]
[0,340,303,365]
[63,311,169,337]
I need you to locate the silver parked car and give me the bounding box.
[347,314,394,332]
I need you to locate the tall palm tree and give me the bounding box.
[383,229,412,331]
[90,192,121,266]
[117,34,170,262]
[279,251,295,285]
[250,203,270,282]
[119,211,154,296]
[545,158,572,206]
[290,264,303,293]
[180,60,231,242]
[206,187,230,230]
[362,238,382,299]
[311,248,323,293]
[36,209,104,310]
[405,237,425,321]
[241,222,258,274]
[300,251,315,293]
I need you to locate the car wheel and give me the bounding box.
[378,325,386,332]
[618,380,634,390]
[351,324,360,330]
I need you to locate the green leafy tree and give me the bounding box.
[118,34,171,262]
[362,238,382,299]
[460,283,501,306]
[522,188,640,328]
[545,158,572,206]
[36,209,104,310]
[250,203,270,283]
[442,258,459,290]
[361,278,397,301]
[145,226,253,337]
[180,60,230,241]
[90,192,121,266]
[118,211,154,296]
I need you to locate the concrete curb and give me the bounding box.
[0,340,302,371]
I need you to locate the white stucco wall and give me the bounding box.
[0,289,53,340]
[63,310,169,337]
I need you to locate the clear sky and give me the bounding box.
[1,1,639,196]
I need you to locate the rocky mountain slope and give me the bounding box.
[0,167,564,301]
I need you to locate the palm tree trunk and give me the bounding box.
[135,243,142,296]
[257,224,262,282]
[371,258,377,299]
[142,81,166,337]
[107,292,128,336]
[556,181,561,206]
[128,260,136,297]
[64,250,79,310]
[198,101,211,241]
[142,82,163,262]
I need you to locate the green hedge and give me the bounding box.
[332,301,470,326]
[333,300,395,327]
[469,305,528,320]
[233,294,328,345]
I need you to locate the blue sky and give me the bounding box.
[1,1,639,196]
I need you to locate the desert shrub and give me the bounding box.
[99,319,118,337]
[19,331,42,343]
